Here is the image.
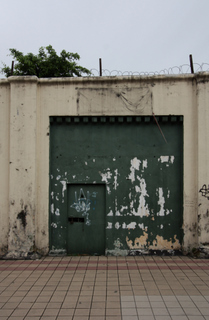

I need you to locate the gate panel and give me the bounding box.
[67,184,105,255]
[49,116,183,255]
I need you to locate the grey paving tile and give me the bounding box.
[120,296,134,302]
[168,307,186,316]
[152,308,169,316]
[122,316,138,320]
[136,308,153,316]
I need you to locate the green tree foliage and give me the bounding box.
[1,45,91,77]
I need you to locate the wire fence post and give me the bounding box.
[189,54,194,74]
[99,58,102,76]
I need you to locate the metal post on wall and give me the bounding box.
[189,54,194,74]
[99,58,102,76]
[11,61,14,76]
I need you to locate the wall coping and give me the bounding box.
[0,73,209,86]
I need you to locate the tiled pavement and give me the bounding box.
[0,256,209,320]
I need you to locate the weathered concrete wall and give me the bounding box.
[0,80,10,254]
[0,74,209,257]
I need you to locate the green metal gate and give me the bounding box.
[49,116,183,255]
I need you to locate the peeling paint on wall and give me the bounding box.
[128,157,141,183]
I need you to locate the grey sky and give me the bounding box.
[1,0,209,77]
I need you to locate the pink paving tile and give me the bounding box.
[168,266,180,270]
[157,266,169,269]
[66,267,76,270]
[127,266,138,270]
[108,267,118,270]
[87,267,97,270]
[56,267,67,270]
[148,266,159,270]
[117,266,128,270]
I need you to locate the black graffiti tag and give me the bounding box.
[199,184,209,199]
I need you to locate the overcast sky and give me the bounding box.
[1,0,209,77]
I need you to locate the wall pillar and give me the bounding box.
[7,76,38,258]
[196,75,209,246]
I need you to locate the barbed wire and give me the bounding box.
[89,63,209,77]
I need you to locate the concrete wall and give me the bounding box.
[0,74,209,257]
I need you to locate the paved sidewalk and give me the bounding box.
[0,255,209,320]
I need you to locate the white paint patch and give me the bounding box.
[107,186,111,194]
[51,203,54,214]
[65,172,67,176]
[133,177,150,217]
[51,175,53,179]
[122,223,126,229]
[138,223,144,230]
[100,169,112,183]
[107,210,113,216]
[51,192,54,199]
[127,222,137,229]
[56,195,59,201]
[85,162,87,165]
[113,169,119,190]
[93,159,95,162]
[51,222,57,228]
[160,224,163,229]
[57,168,60,172]
[73,175,76,179]
[142,159,148,171]
[56,175,61,180]
[157,187,165,216]
[55,208,60,216]
[158,155,175,164]
[115,210,121,216]
[158,156,169,163]
[120,205,128,212]
[128,157,141,182]
[170,156,175,163]
[115,222,120,229]
[60,181,67,197]
[106,222,112,229]
[167,190,170,198]
[113,157,116,161]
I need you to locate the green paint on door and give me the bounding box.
[67,184,105,255]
